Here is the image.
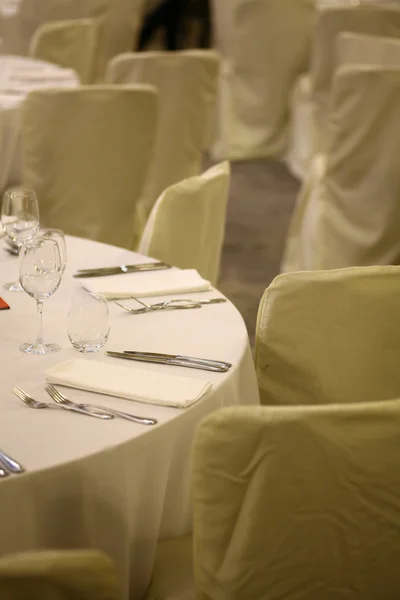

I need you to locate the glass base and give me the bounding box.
[4,281,23,292]
[20,341,61,355]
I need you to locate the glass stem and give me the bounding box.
[36,300,44,346]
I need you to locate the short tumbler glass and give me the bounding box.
[68,293,110,353]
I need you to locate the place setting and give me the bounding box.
[0,187,234,453]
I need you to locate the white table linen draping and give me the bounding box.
[0,55,78,192]
[0,236,259,599]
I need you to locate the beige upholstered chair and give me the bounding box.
[146,400,400,599]
[282,64,400,272]
[255,266,400,407]
[337,31,400,69]
[210,0,315,161]
[0,549,119,599]
[286,4,400,179]
[21,86,158,249]
[93,0,147,82]
[106,50,220,226]
[28,18,99,84]
[139,162,230,286]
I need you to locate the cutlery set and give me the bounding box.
[6,260,232,453]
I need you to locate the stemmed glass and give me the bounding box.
[1,188,39,292]
[39,229,67,272]
[19,238,62,355]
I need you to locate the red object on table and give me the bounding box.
[0,297,10,310]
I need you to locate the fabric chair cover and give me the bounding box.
[93,0,147,82]
[0,0,146,81]
[145,400,400,599]
[210,0,315,161]
[282,65,400,272]
[286,4,400,179]
[0,549,119,600]
[337,31,400,68]
[255,266,400,406]
[21,86,158,249]
[28,18,99,84]
[139,162,230,286]
[106,50,220,225]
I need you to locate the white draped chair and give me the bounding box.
[28,18,99,84]
[286,4,400,180]
[0,550,119,600]
[255,266,400,407]
[139,162,230,286]
[145,399,400,600]
[210,0,315,161]
[21,86,158,249]
[106,50,220,227]
[0,0,146,81]
[282,62,400,273]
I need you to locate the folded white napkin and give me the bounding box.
[81,268,212,299]
[45,358,212,408]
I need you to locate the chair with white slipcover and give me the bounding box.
[106,50,220,227]
[283,63,400,272]
[145,399,400,599]
[21,85,158,249]
[210,0,315,161]
[286,4,400,179]
[29,18,99,84]
[139,162,230,286]
[255,266,400,407]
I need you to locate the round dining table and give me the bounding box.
[0,235,259,599]
[0,55,79,193]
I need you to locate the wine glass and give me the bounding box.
[1,188,39,292]
[19,238,62,355]
[39,229,67,272]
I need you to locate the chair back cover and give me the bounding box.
[337,31,400,69]
[106,50,220,223]
[22,86,158,249]
[0,549,119,600]
[282,64,400,271]
[139,162,230,285]
[193,401,400,599]
[312,4,400,140]
[29,18,99,84]
[210,0,315,160]
[255,266,400,406]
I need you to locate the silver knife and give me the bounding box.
[0,450,24,473]
[107,351,229,372]
[74,262,171,278]
[122,350,232,369]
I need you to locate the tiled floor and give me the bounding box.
[217,158,300,345]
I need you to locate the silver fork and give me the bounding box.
[151,298,227,308]
[13,386,113,420]
[45,385,157,426]
[114,298,200,314]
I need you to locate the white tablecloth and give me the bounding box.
[0,236,259,599]
[0,55,79,192]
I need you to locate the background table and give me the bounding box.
[0,235,259,599]
[0,56,79,192]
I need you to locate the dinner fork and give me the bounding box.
[45,385,157,426]
[13,386,112,420]
[114,299,200,314]
[151,298,227,308]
